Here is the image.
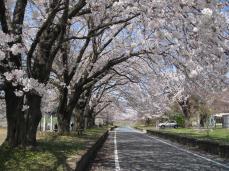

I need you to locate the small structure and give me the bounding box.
[223,114,229,128]
[212,113,229,128]
[95,117,103,127]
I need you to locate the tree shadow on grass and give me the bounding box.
[0,136,85,171]
[0,128,106,171]
[39,140,84,170]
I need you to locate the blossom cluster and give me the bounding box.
[3,70,46,97]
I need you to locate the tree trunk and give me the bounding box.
[4,86,26,147]
[84,106,95,128]
[26,94,42,146]
[73,106,84,131]
[182,107,191,127]
[84,117,88,129]
[178,99,191,128]
[57,88,71,133]
[83,103,91,129]
[4,86,43,147]
[57,112,71,133]
[88,114,95,128]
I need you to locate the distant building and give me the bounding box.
[211,113,229,128]
[95,118,104,127]
[213,113,229,117]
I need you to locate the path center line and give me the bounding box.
[114,130,121,171]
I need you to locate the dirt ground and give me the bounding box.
[0,128,6,145]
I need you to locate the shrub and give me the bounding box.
[173,113,185,128]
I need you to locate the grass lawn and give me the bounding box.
[134,124,229,144]
[160,128,229,144]
[134,124,154,130]
[0,127,108,171]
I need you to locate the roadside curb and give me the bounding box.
[110,125,118,131]
[134,127,144,131]
[146,129,229,158]
[75,126,116,171]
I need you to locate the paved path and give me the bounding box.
[90,127,229,171]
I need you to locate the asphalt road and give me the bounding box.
[90,127,229,171]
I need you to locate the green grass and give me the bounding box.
[0,127,108,171]
[134,124,229,144]
[159,128,229,144]
[133,124,154,130]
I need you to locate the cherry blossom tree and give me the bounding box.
[0,0,90,146]
[0,0,228,147]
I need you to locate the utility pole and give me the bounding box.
[50,115,53,131]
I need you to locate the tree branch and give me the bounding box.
[0,0,9,33]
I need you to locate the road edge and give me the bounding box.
[75,126,117,171]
